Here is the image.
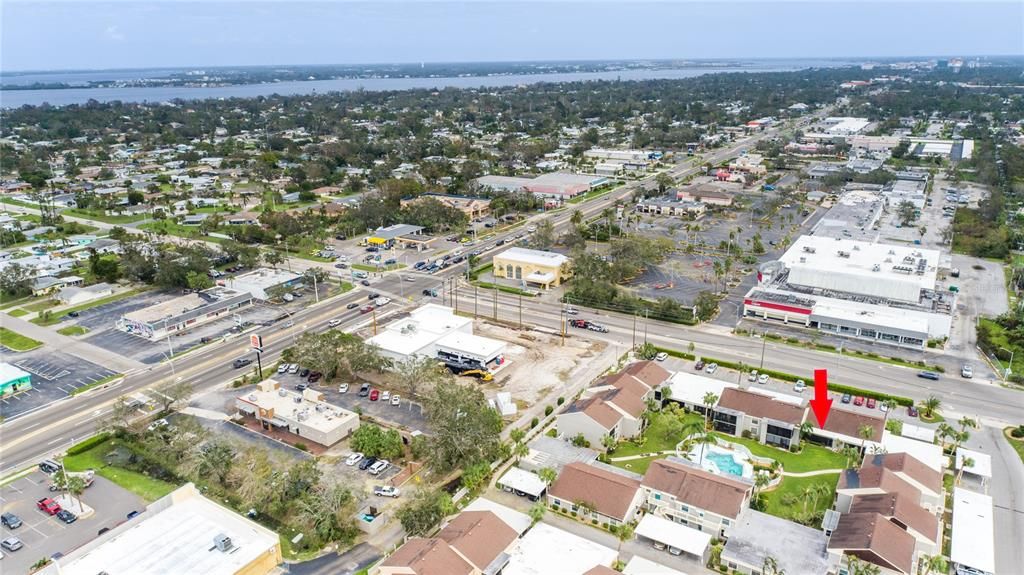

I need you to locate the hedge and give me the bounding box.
[66,433,110,456]
[655,346,914,407]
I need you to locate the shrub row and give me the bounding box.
[66,433,110,456]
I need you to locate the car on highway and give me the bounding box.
[358,456,377,471]
[391,394,401,406]
[841,393,852,404]
[328,319,342,327]
[704,363,718,374]
[370,389,380,401]
[655,352,668,362]
[564,307,578,315]
[368,292,379,300]
[345,452,364,466]
[907,405,919,417]
[339,383,349,393]
[961,364,973,378]
[586,323,608,333]
[694,359,706,371]
[866,398,876,409]
[360,280,371,287]
[853,396,865,406]
[1,537,23,552]
[37,498,61,515]
[359,384,370,397]
[56,510,77,524]
[793,380,806,393]
[232,358,252,369]
[917,371,940,381]
[346,302,360,309]
[422,289,438,297]
[334,263,349,269]
[757,374,770,385]
[1,513,23,529]
[374,485,400,498]
[375,297,391,307]
[360,305,375,314]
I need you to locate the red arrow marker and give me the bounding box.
[809,369,833,428]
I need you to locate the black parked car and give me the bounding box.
[1,512,22,529]
[299,368,310,377]
[56,510,77,524]
[358,456,377,471]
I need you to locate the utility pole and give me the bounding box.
[474,286,479,318]
[492,285,498,320]
[312,272,319,304]
[561,307,566,346]
[372,306,378,336]
[643,309,649,344]
[759,329,767,369]
[632,313,637,348]
[518,293,523,329]
[453,279,458,313]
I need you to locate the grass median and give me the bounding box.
[57,325,90,336]
[0,327,43,351]
[70,373,121,395]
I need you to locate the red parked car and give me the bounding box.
[866,398,876,409]
[37,498,61,515]
[369,389,380,401]
[853,396,865,407]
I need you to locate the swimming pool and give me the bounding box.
[705,451,745,477]
[687,444,755,479]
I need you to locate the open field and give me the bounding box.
[0,327,43,351]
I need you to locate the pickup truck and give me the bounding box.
[37,498,62,515]
[49,470,95,492]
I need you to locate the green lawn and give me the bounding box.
[23,298,60,313]
[614,412,705,457]
[138,220,225,244]
[761,473,839,522]
[566,184,621,205]
[610,454,663,475]
[713,434,846,473]
[979,318,1024,375]
[0,294,34,310]
[1006,429,1024,467]
[57,325,89,336]
[351,262,406,272]
[8,308,29,317]
[64,208,147,224]
[62,440,177,502]
[0,327,43,351]
[32,287,151,326]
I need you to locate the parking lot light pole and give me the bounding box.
[999,346,1014,378]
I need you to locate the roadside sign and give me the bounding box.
[250,334,263,351]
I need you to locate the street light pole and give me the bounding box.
[759,330,767,369]
[999,346,1014,378]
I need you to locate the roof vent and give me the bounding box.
[214,534,233,552]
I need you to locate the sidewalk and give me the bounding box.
[0,313,142,373]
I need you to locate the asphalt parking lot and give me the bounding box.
[275,372,429,432]
[0,471,143,574]
[0,349,119,420]
[62,290,179,331]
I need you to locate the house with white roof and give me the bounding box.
[492,247,571,290]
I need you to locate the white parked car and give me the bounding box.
[338,383,349,393]
[794,380,806,393]
[328,319,342,327]
[374,485,400,498]
[345,452,364,466]
[757,374,770,385]
[288,364,299,374]
[381,391,391,402]
[748,370,759,382]
[147,418,170,432]
[655,352,668,362]
[704,363,718,374]
[391,395,401,406]
[277,363,288,374]
[369,460,390,475]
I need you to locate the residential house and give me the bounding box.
[57,283,115,306]
[721,509,831,575]
[806,407,884,451]
[859,453,943,511]
[836,466,923,516]
[518,435,598,474]
[31,274,84,296]
[848,492,940,556]
[675,184,734,207]
[713,388,807,449]
[374,510,519,575]
[402,193,491,220]
[547,462,643,527]
[640,457,752,538]
[826,512,918,575]
[556,361,667,447]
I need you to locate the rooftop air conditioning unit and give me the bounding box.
[872,264,880,272]
[214,534,233,552]
[799,257,806,263]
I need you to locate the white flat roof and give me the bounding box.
[665,371,737,406]
[901,423,936,443]
[814,301,930,333]
[59,485,279,575]
[824,117,870,134]
[497,467,547,498]
[955,448,992,479]
[622,556,689,575]
[781,235,939,302]
[635,515,711,557]
[367,304,471,357]
[435,331,506,360]
[504,522,617,575]
[950,488,995,574]
[237,382,357,434]
[227,267,300,289]
[0,362,30,383]
[463,497,532,535]
[494,247,568,268]
[876,431,944,472]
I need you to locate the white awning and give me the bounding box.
[525,271,555,284]
[237,403,256,415]
[269,417,288,427]
[635,515,711,558]
[951,488,995,574]
[956,448,992,479]
[497,467,547,498]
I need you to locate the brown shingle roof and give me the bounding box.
[602,386,646,419]
[566,395,622,429]
[850,493,939,543]
[717,388,806,425]
[827,512,916,574]
[621,360,671,389]
[641,458,751,519]
[380,537,474,575]
[862,452,942,495]
[438,511,517,571]
[548,462,641,521]
[820,407,884,442]
[837,467,922,503]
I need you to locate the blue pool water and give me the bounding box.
[706,451,744,476]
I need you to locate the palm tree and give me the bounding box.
[920,395,942,419]
[692,430,716,465]
[615,522,635,555]
[858,424,876,452]
[845,554,881,575]
[702,392,719,430]
[842,445,862,469]
[66,475,87,511]
[956,456,975,485]
[921,554,948,575]
[538,467,557,485]
[936,422,956,451]
[570,209,584,226]
[528,501,546,526]
[958,416,978,434]
[799,421,814,441]
[762,555,785,575]
[601,434,618,453]
[514,442,529,462]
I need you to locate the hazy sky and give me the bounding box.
[3,1,1022,72]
